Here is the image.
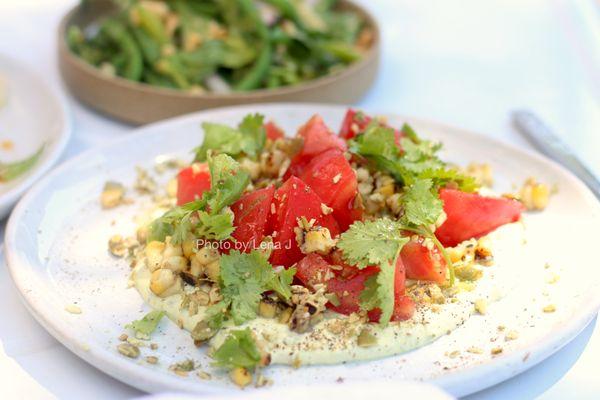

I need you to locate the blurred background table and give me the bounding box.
[1,0,598,398]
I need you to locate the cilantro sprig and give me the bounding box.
[194,114,266,161]
[204,250,296,328]
[126,310,165,338]
[211,328,262,371]
[348,124,477,192]
[147,153,250,244]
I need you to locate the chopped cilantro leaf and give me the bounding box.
[126,310,164,337]
[194,114,266,161]
[337,218,408,269]
[211,328,262,370]
[206,250,296,327]
[359,257,397,325]
[400,179,443,227]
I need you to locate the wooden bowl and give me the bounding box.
[58,0,381,125]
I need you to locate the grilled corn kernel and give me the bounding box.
[150,269,181,297]
[163,238,183,258]
[145,241,166,272]
[519,178,550,211]
[204,259,220,281]
[196,246,219,265]
[162,255,187,273]
[189,255,205,277]
[182,239,196,259]
[447,246,466,264]
[278,307,293,324]
[229,367,252,388]
[260,149,287,177]
[301,227,336,255]
[240,158,261,180]
[258,300,278,319]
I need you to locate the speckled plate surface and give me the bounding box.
[0,55,71,220]
[5,104,600,397]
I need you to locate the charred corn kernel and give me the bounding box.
[447,246,466,264]
[108,235,127,257]
[240,158,261,180]
[519,178,550,211]
[465,163,494,187]
[301,227,336,255]
[182,239,196,259]
[204,259,220,281]
[166,178,178,198]
[162,255,187,273]
[278,307,293,324]
[475,237,493,258]
[258,300,278,318]
[375,175,395,198]
[386,193,403,215]
[150,268,179,296]
[196,246,219,265]
[229,367,252,388]
[357,328,377,347]
[189,255,205,277]
[145,241,166,272]
[101,181,125,209]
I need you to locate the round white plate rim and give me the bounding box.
[5,103,600,397]
[0,54,72,219]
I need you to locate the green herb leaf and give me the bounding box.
[126,310,165,336]
[211,328,262,370]
[193,114,266,161]
[359,257,397,325]
[337,218,408,269]
[208,250,295,327]
[400,179,443,227]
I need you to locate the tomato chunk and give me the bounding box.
[176,163,211,205]
[269,176,340,268]
[295,253,334,290]
[299,148,362,230]
[285,115,347,178]
[265,121,285,141]
[436,189,524,247]
[230,186,275,252]
[327,266,379,315]
[339,109,373,140]
[401,236,447,283]
[366,257,414,322]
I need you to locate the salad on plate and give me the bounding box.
[104,109,549,387]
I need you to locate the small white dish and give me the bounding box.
[5,104,600,397]
[0,55,71,220]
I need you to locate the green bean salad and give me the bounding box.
[66,0,373,92]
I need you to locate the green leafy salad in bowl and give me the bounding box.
[66,0,373,92]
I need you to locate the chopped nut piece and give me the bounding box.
[357,328,377,347]
[134,166,157,194]
[108,235,127,257]
[332,173,342,184]
[255,373,272,387]
[543,304,556,313]
[117,343,140,358]
[229,367,252,388]
[446,350,460,359]
[65,304,82,314]
[101,181,125,209]
[146,356,158,364]
[491,347,503,356]
[455,264,483,281]
[118,333,128,341]
[466,346,483,354]
[197,371,211,380]
[320,203,333,215]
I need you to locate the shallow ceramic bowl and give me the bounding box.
[58,0,380,125]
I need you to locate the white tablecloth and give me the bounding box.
[1,0,599,398]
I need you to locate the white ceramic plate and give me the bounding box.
[5,104,600,397]
[0,55,71,220]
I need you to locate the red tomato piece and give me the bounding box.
[298,114,347,158]
[436,189,524,247]
[339,109,373,140]
[265,121,285,141]
[269,177,340,268]
[176,163,211,205]
[401,236,447,284]
[366,257,414,322]
[299,148,362,231]
[327,266,379,315]
[230,186,275,252]
[295,253,334,290]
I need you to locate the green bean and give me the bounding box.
[131,26,161,64]
[100,20,143,80]
[155,58,190,89]
[233,43,271,91]
[135,5,169,45]
[262,0,307,32]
